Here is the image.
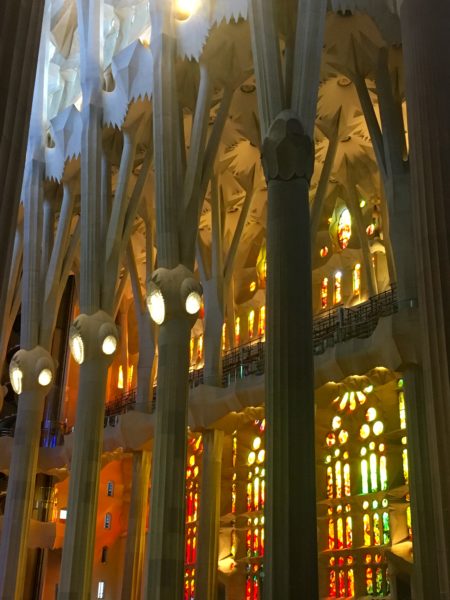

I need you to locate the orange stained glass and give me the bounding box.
[321,277,329,309]
[338,569,346,598]
[253,477,260,511]
[406,505,412,540]
[337,517,344,549]
[329,569,337,598]
[197,335,203,362]
[335,461,342,498]
[235,317,240,346]
[247,480,252,512]
[222,323,226,352]
[326,432,336,447]
[347,568,355,597]
[363,514,371,546]
[327,466,334,498]
[353,263,361,295]
[328,518,335,549]
[345,516,353,548]
[118,365,124,389]
[248,310,255,339]
[344,463,351,496]
[261,478,265,508]
[258,306,266,337]
[373,513,381,545]
[366,567,374,595]
[338,429,349,445]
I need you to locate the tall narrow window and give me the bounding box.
[335,461,342,498]
[106,481,114,497]
[379,455,388,490]
[104,513,112,529]
[321,277,329,309]
[97,581,105,599]
[343,463,351,496]
[370,453,378,492]
[235,317,240,346]
[353,263,361,296]
[382,512,390,544]
[345,516,353,548]
[361,458,369,494]
[373,513,381,545]
[334,271,342,304]
[337,208,352,249]
[248,310,255,339]
[258,306,265,337]
[118,365,124,389]
[222,323,226,352]
[363,514,371,546]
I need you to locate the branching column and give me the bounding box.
[261,112,318,598]
[400,2,450,598]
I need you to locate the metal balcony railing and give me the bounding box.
[0,287,398,432]
[103,286,398,421]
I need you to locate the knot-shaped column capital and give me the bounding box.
[9,346,55,395]
[69,310,119,365]
[147,264,203,325]
[261,110,314,182]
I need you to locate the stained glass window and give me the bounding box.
[184,435,203,599]
[321,277,329,309]
[337,208,352,249]
[258,306,265,338]
[248,310,255,339]
[334,271,342,304]
[353,263,361,295]
[235,317,240,346]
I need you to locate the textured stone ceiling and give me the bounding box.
[42,1,405,307]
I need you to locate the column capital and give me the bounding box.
[261,110,314,182]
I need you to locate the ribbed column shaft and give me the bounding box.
[145,317,191,599]
[57,359,109,599]
[195,429,224,600]
[0,388,46,600]
[401,2,450,598]
[122,450,151,600]
[264,176,318,599]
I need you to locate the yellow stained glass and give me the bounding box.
[363,514,371,546]
[345,516,353,548]
[335,461,342,498]
[402,448,409,485]
[248,310,255,339]
[334,271,342,304]
[327,466,334,498]
[373,513,381,545]
[380,455,388,490]
[353,263,361,295]
[361,459,369,494]
[399,390,407,429]
[337,517,344,549]
[344,463,351,496]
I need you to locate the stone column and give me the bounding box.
[145,266,200,599]
[0,347,55,600]
[58,312,118,599]
[400,2,450,598]
[195,429,224,600]
[261,111,318,599]
[121,450,151,600]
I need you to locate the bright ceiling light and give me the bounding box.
[148,289,165,325]
[185,291,202,315]
[70,333,85,365]
[10,366,23,395]
[102,335,117,356]
[174,0,198,20]
[38,368,53,387]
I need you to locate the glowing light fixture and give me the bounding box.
[174,0,198,20]
[185,291,202,315]
[10,366,23,395]
[102,335,117,356]
[148,289,165,324]
[70,333,85,365]
[38,368,53,387]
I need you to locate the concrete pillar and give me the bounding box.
[196,429,224,600]
[121,450,151,600]
[0,347,55,600]
[58,312,118,599]
[145,313,191,599]
[400,2,450,597]
[261,112,318,599]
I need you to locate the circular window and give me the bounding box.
[360,424,371,439]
